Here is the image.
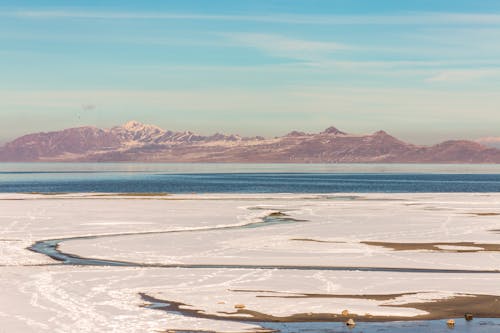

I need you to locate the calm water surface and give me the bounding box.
[2,163,500,193]
[258,318,500,332]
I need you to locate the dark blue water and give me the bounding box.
[2,163,500,193]
[259,319,500,333]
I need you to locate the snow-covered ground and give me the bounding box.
[1,193,500,332]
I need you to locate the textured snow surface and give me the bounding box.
[1,193,500,332]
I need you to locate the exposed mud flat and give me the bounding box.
[142,292,500,322]
[362,241,500,253]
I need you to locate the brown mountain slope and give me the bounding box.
[1,121,499,163]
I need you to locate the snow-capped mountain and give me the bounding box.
[1,121,500,163]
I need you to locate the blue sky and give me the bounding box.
[1,0,500,144]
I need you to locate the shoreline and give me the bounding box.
[141,293,500,323]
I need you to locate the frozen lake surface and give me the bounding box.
[1,193,500,332]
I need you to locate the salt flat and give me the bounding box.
[1,193,500,332]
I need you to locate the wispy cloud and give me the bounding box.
[223,33,348,60]
[1,87,497,115]
[5,10,500,25]
[427,68,500,82]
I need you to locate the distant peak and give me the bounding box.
[123,120,144,129]
[373,130,389,136]
[285,130,307,137]
[121,120,163,132]
[321,126,346,135]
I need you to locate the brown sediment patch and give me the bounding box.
[423,207,449,211]
[290,238,345,244]
[361,198,407,202]
[230,289,418,301]
[140,292,500,323]
[263,213,307,223]
[362,241,500,253]
[467,212,500,216]
[268,212,288,217]
[320,195,362,200]
[490,229,500,234]
[0,198,30,201]
[318,195,407,202]
[290,239,500,252]
[385,294,500,320]
[162,331,217,333]
[92,193,170,197]
[27,192,69,195]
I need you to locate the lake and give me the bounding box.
[1,163,500,193]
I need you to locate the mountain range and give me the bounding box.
[1,120,500,163]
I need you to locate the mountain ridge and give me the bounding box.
[1,121,500,163]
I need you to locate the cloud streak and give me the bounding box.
[427,68,500,82]
[222,33,349,60]
[6,10,500,26]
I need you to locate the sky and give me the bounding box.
[1,0,500,144]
